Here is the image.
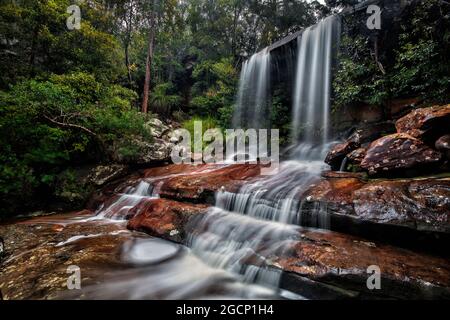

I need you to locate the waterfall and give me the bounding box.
[95,181,154,220]
[187,17,342,289]
[232,48,271,129]
[89,16,342,297]
[291,15,341,160]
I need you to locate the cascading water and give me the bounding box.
[291,15,341,160]
[232,48,271,130]
[80,15,341,298]
[96,181,153,219]
[185,16,341,291]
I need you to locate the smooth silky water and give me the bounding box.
[44,16,341,300]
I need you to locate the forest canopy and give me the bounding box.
[0,0,329,215]
[1,0,449,216]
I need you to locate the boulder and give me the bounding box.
[86,164,128,186]
[325,138,360,170]
[347,147,367,169]
[277,229,450,300]
[145,118,170,139]
[360,133,442,175]
[159,164,264,203]
[127,198,209,243]
[106,117,179,165]
[110,137,174,165]
[396,104,450,141]
[436,135,450,159]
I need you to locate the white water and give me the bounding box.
[233,48,271,129]
[185,17,341,290]
[78,16,342,299]
[95,180,154,220]
[292,15,341,158]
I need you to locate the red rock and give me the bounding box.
[325,140,360,170]
[127,198,209,242]
[321,171,367,180]
[353,179,450,233]
[302,177,365,216]
[304,177,364,203]
[361,133,442,175]
[347,147,367,168]
[302,176,450,233]
[158,164,263,203]
[396,104,450,139]
[436,135,450,159]
[143,164,212,178]
[277,229,450,299]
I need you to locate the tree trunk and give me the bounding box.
[125,1,134,88]
[141,15,155,113]
[125,42,133,86]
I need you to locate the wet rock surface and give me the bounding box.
[301,174,450,250]
[93,164,449,248]
[0,213,130,299]
[1,209,448,300]
[277,230,450,299]
[0,212,277,300]
[1,163,449,300]
[127,199,209,242]
[436,135,450,159]
[353,179,450,233]
[396,104,450,140]
[325,140,360,170]
[346,147,367,169]
[157,164,264,203]
[360,133,442,175]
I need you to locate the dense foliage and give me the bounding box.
[334,0,450,109]
[1,0,449,216]
[0,0,327,215]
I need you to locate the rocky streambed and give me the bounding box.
[1,161,449,300]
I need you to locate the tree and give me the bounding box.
[141,2,156,113]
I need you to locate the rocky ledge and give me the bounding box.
[2,162,450,300]
[326,104,450,176]
[278,230,450,300]
[127,199,209,243]
[103,162,449,253]
[120,196,450,299]
[100,163,449,299]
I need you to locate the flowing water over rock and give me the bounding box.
[292,15,341,155]
[171,16,343,295]
[4,14,447,301]
[232,48,271,129]
[2,17,342,300]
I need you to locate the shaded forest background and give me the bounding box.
[0,0,449,216]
